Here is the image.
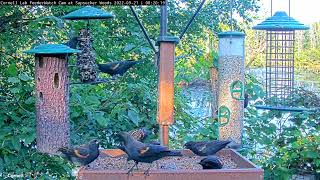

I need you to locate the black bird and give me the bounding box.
[244,92,249,108]
[97,60,140,77]
[199,155,223,169]
[58,139,99,166]
[119,132,182,175]
[184,140,231,156]
[64,36,79,49]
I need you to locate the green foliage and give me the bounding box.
[0,1,261,178]
[242,78,320,179]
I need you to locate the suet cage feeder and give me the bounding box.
[24,44,80,154]
[253,11,309,111]
[62,6,114,83]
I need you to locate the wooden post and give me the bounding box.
[25,44,79,154]
[156,36,179,146]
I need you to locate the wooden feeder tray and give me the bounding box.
[78,149,263,180]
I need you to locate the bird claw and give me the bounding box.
[143,170,150,176]
[126,169,134,176]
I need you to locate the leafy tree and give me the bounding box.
[0,1,261,178]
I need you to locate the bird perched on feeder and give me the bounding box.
[58,139,99,166]
[119,131,182,176]
[184,140,231,156]
[64,36,79,49]
[97,60,140,78]
[199,155,223,169]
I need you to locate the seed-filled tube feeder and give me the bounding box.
[156,36,179,146]
[217,31,245,146]
[24,44,80,154]
[253,11,309,109]
[62,6,114,83]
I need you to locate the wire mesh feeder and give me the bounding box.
[253,11,309,111]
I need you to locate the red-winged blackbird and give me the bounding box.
[58,140,99,166]
[64,36,79,49]
[184,140,230,156]
[199,155,223,169]
[119,132,182,176]
[97,60,140,77]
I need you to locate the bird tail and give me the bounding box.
[57,147,73,161]
[167,150,183,157]
[58,147,73,156]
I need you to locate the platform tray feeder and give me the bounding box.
[77,149,263,180]
[252,11,309,112]
[62,6,114,83]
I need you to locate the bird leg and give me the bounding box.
[143,164,152,176]
[127,161,138,176]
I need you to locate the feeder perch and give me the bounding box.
[24,44,80,154]
[217,31,245,146]
[63,6,114,83]
[253,11,309,110]
[156,36,179,146]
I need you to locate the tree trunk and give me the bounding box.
[35,55,70,154]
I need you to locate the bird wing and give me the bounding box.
[137,144,168,158]
[73,147,90,158]
[111,63,120,70]
[194,141,208,154]
[204,140,230,154]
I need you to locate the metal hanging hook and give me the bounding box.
[230,0,233,31]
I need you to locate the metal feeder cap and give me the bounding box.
[253,11,309,31]
[62,6,114,20]
[156,36,180,46]
[24,44,81,54]
[218,31,245,38]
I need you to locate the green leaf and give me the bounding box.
[8,77,20,84]
[94,111,108,127]
[12,137,21,151]
[124,44,135,52]
[25,96,35,105]
[10,87,20,94]
[6,63,18,76]
[0,157,3,172]
[306,151,318,158]
[24,133,36,144]
[19,73,32,81]
[128,109,140,126]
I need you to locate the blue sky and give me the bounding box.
[259,0,320,24]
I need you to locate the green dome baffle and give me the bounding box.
[24,44,80,54]
[253,11,309,31]
[62,6,114,20]
[253,11,309,112]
